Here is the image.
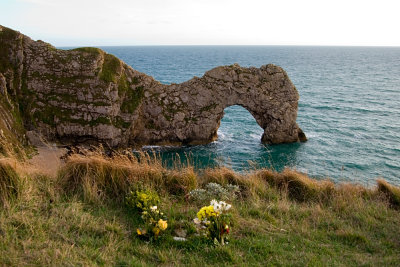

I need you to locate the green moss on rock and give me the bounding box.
[121,86,144,113]
[132,76,140,85]
[32,106,73,127]
[100,54,121,83]
[72,47,102,54]
[0,26,19,73]
[114,116,131,129]
[118,74,129,96]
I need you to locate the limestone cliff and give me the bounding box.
[0,25,306,149]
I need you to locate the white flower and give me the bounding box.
[210,199,222,212]
[210,200,231,212]
[150,206,157,211]
[193,218,201,225]
[221,202,231,211]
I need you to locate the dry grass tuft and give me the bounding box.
[57,151,198,202]
[0,158,24,207]
[334,183,373,202]
[281,169,335,202]
[0,131,28,161]
[258,168,334,202]
[202,167,244,186]
[377,179,400,208]
[58,153,149,202]
[55,148,400,212]
[162,167,197,196]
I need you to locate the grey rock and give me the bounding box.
[26,131,47,147]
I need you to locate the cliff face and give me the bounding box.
[0,25,306,149]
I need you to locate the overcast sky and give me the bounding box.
[1,0,400,46]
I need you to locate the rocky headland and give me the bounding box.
[0,25,306,150]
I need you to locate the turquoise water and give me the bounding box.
[98,46,400,186]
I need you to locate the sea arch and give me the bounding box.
[0,26,305,148]
[135,64,307,145]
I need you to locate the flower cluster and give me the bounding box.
[194,200,232,245]
[126,184,235,245]
[196,205,218,221]
[211,199,232,212]
[126,189,160,213]
[126,189,167,240]
[137,205,168,240]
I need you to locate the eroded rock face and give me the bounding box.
[0,25,306,148]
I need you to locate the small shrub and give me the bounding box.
[203,167,264,198]
[126,189,168,241]
[189,183,240,202]
[126,188,160,213]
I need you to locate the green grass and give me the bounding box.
[0,152,400,266]
[72,47,102,54]
[100,54,121,83]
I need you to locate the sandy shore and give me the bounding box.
[28,146,67,177]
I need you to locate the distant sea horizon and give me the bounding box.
[60,45,400,186]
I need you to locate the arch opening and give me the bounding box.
[217,105,264,144]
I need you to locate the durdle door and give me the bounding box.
[0,25,306,148]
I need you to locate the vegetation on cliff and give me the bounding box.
[0,150,399,266]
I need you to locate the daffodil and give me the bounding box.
[158,219,168,231]
[197,205,217,220]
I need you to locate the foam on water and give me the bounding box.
[95,46,400,186]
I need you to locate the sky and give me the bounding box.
[1,0,400,46]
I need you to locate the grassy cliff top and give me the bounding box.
[1,150,399,266]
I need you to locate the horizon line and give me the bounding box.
[57,44,400,48]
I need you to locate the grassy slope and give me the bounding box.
[0,153,400,266]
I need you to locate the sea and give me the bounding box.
[75,46,400,186]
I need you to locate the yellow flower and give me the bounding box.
[153,227,160,236]
[197,205,218,221]
[137,228,146,235]
[158,219,168,231]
